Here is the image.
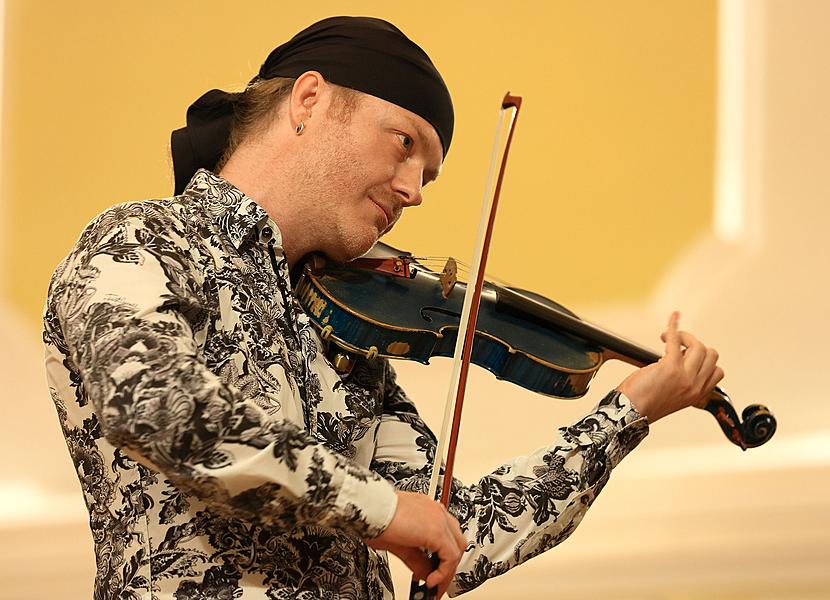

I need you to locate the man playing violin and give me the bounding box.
[43,16,723,600]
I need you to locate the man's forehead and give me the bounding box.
[359,91,444,172]
[400,107,444,167]
[393,103,444,182]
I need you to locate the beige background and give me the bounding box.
[1,1,828,598]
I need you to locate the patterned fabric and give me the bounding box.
[43,169,649,599]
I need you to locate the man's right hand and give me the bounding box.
[365,490,467,599]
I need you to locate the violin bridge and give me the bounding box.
[440,257,458,298]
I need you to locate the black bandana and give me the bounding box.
[171,16,453,195]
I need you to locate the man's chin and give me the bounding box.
[352,239,380,261]
[327,233,379,264]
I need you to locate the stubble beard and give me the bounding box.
[299,125,379,262]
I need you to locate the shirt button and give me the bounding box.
[262,226,273,240]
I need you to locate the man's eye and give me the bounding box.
[397,133,413,150]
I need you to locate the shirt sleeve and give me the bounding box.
[46,203,398,539]
[369,360,649,596]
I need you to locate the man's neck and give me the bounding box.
[218,145,312,270]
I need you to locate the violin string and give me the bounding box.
[407,256,514,287]
[409,255,658,350]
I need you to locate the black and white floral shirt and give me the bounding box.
[43,169,649,599]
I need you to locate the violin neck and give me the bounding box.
[494,287,661,367]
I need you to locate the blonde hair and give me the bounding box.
[215,76,361,171]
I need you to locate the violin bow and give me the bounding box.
[409,93,522,600]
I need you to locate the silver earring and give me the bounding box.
[295,122,305,135]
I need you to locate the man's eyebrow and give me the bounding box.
[403,114,441,184]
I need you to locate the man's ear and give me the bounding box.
[288,71,326,131]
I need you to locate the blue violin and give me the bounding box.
[296,243,776,451]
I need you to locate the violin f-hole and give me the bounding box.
[420,306,462,323]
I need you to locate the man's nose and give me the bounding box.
[392,162,423,207]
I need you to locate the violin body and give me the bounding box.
[296,251,603,399]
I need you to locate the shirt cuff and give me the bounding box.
[334,463,399,538]
[596,389,649,468]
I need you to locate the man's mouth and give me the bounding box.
[370,197,392,229]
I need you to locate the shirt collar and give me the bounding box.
[182,169,277,249]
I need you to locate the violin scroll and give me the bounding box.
[740,403,777,448]
[705,389,777,450]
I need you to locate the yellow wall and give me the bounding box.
[2,0,715,325]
